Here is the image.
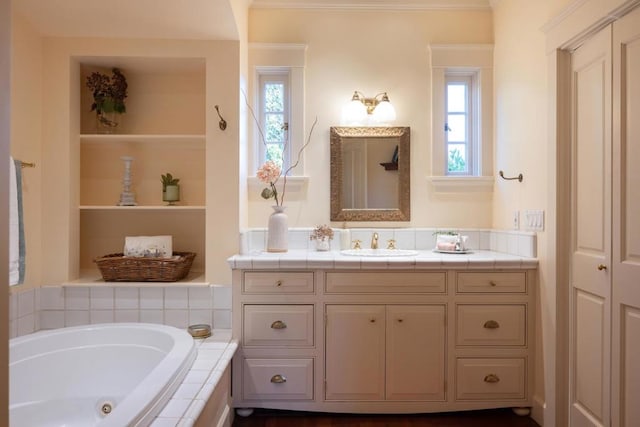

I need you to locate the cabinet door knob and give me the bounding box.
[370,318,376,323]
[483,320,500,329]
[270,320,287,329]
[397,318,404,323]
[484,374,500,383]
[270,374,287,384]
[275,280,283,287]
[597,264,607,271]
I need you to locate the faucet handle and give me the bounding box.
[352,239,362,250]
[387,239,397,250]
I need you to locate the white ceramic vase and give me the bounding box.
[267,206,288,252]
[315,237,331,251]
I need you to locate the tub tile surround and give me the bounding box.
[151,330,237,426]
[9,284,232,339]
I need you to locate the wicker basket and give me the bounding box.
[94,252,196,282]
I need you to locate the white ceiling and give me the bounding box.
[13,0,491,41]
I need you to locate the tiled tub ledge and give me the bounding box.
[151,330,237,427]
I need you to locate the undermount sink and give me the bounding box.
[340,248,419,257]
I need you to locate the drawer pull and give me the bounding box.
[483,373,500,383]
[270,320,287,329]
[489,281,497,287]
[275,280,283,287]
[483,320,500,329]
[270,374,287,384]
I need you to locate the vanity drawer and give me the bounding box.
[242,358,314,401]
[456,272,526,294]
[456,304,526,346]
[455,358,526,400]
[243,272,314,294]
[325,271,446,294]
[243,305,314,347]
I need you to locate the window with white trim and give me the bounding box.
[445,72,477,176]
[430,44,493,192]
[258,71,290,170]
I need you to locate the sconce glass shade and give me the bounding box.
[371,98,397,126]
[342,97,368,126]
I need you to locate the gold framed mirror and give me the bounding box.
[330,126,410,221]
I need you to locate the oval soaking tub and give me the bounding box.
[10,323,197,427]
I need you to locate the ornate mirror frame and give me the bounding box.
[330,126,410,221]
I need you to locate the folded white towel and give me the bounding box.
[9,157,19,285]
[124,235,173,258]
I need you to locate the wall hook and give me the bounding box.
[214,105,227,131]
[499,170,523,182]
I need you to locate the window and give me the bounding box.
[429,44,493,192]
[445,73,476,176]
[258,71,290,169]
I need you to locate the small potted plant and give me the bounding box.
[85,68,128,133]
[310,224,334,251]
[161,173,180,205]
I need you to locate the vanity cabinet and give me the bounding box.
[231,265,536,414]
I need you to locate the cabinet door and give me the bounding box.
[325,305,385,401]
[386,305,446,401]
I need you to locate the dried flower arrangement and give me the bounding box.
[310,224,334,241]
[86,68,128,115]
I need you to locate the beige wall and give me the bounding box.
[248,8,495,228]
[1,0,10,422]
[493,2,550,422]
[10,14,43,290]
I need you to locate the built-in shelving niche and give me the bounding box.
[77,57,207,283]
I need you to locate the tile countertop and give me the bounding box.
[227,249,538,270]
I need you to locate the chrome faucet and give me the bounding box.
[371,232,379,249]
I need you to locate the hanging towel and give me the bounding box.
[9,157,25,285]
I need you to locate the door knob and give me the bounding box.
[597,264,607,271]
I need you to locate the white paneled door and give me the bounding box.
[612,7,640,427]
[570,26,612,427]
[569,7,640,426]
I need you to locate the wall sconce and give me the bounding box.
[342,91,397,126]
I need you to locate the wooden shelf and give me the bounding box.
[80,205,205,211]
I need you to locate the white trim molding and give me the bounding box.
[428,176,494,193]
[250,0,491,11]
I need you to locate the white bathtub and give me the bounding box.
[9,323,197,427]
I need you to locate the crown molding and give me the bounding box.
[250,0,491,11]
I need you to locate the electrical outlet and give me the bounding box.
[513,211,520,230]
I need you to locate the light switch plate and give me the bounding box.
[524,210,544,231]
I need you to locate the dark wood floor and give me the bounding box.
[233,408,540,427]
